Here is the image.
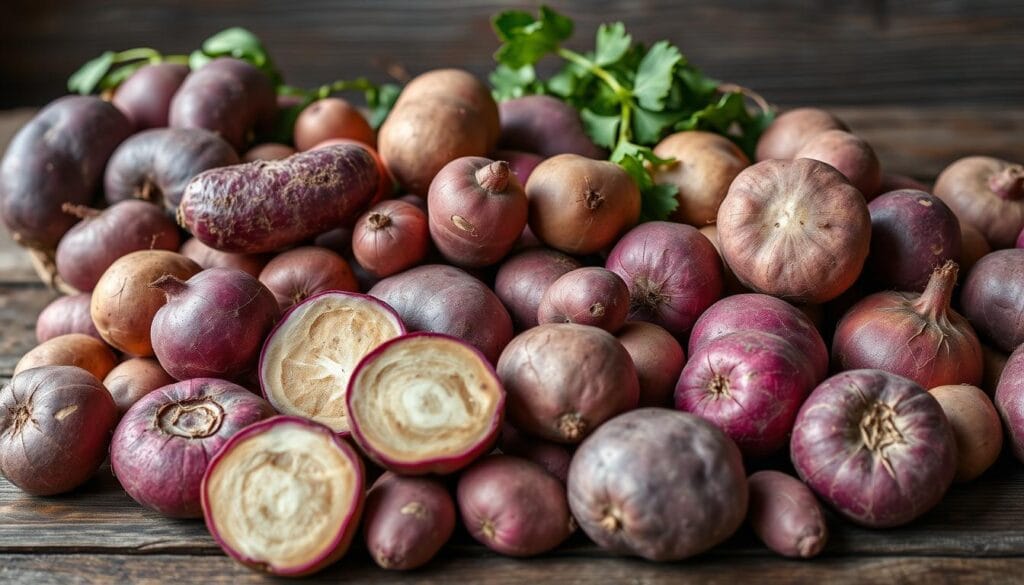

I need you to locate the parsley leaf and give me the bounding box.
[594,23,631,66]
[580,109,620,149]
[633,41,682,110]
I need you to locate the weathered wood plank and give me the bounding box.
[0,285,56,375]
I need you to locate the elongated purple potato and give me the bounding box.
[35,293,101,343]
[996,346,1024,462]
[495,248,581,330]
[606,221,723,336]
[688,293,829,383]
[104,127,239,212]
[961,249,1024,353]
[179,144,380,253]
[363,472,456,570]
[498,95,605,159]
[0,96,132,250]
[112,63,190,130]
[747,471,828,558]
[568,408,747,561]
[169,58,276,152]
[368,265,512,363]
[790,369,956,528]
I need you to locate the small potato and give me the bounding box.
[258,246,359,312]
[295,97,375,151]
[755,107,848,162]
[103,358,175,416]
[494,248,582,331]
[352,200,430,278]
[363,472,456,570]
[537,267,629,332]
[15,334,117,382]
[930,384,1003,482]
[652,131,750,226]
[616,322,685,407]
[36,293,102,343]
[748,470,828,558]
[112,63,190,130]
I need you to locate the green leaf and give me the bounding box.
[98,61,147,91]
[366,83,401,129]
[68,51,115,94]
[495,38,556,69]
[490,63,540,100]
[493,11,536,41]
[641,182,680,221]
[633,40,682,111]
[580,108,620,149]
[539,6,574,42]
[545,66,577,97]
[189,50,212,70]
[202,27,264,57]
[676,91,747,132]
[632,107,684,145]
[594,22,630,66]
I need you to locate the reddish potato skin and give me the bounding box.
[568,408,748,561]
[242,143,296,162]
[537,267,629,332]
[493,150,544,184]
[606,221,723,336]
[103,358,175,416]
[368,265,513,363]
[295,97,375,151]
[0,96,133,250]
[961,249,1024,353]
[36,293,101,343]
[494,248,582,330]
[795,130,882,198]
[498,424,573,483]
[496,324,639,443]
[112,63,190,130]
[930,384,1002,482]
[791,369,956,528]
[747,471,828,559]
[363,472,456,570]
[169,58,276,152]
[934,156,1024,249]
[651,131,751,226]
[179,144,379,253]
[457,455,573,557]
[56,200,181,292]
[497,95,605,159]
[996,346,1024,462]
[616,322,684,408]
[352,200,430,278]
[312,138,395,209]
[179,238,269,278]
[0,366,117,495]
[960,223,991,277]
[258,247,359,312]
[755,107,848,162]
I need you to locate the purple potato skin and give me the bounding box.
[568,408,748,561]
[866,189,962,292]
[179,144,379,253]
[179,238,269,278]
[493,149,544,184]
[110,378,275,517]
[169,58,276,152]
[369,265,512,363]
[0,96,133,250]
[616,322,685,408]
[494,248,582,330]
[498,423,573,483]
[55,200,181,292]
[150,268,281,382]
[497,323,639,444]
[747,471,828,558]
[675,331,814,457]
[112,63,190,130]
[790,369,956,528]
[537,267,629,332]
[755,107,848,162]
[606,221,723,336]
[457,455,573,556]
[961,249,1024,353]
[363,472,456,570]
[996,346,1024,462]
[498,95,605,159]
[0,366,117,495]
[104,127,240,212]
[688,293,829,384]
[36,293,102,343]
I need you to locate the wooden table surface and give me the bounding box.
[1,107,1023,584]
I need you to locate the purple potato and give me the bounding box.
[498,95,605,159]
[112,63,190,130]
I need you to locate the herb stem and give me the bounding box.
[114,48,161,64]
[556,47,633,146]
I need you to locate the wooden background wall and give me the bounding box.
[2,0,1023,108]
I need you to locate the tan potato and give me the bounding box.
[652,131,750,226]
[15,333,117,382]
[930,384,1003,482]
[103,357,175,416]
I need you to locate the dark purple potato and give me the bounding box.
[606,221,723,336]
[794,130,882,198]
[498,423,573,483]
[104,127,239,212]
[790,369,956,528]
[110,378,274,517]
[55,200,181,292]
[996,346,1024,462]
[755,107,848,162]
[689,293,829,383]
[179,238,269,278]
[0,366,117,495]
[494,248,582,330]
[457,455,574,557]
[493,149,544,184]
[103,358,175,416]
[961,249,1024,353]
[169,58,277,152]
[363,472,456,570]
[866,189,962,292]
[0,96,133,251]
[568,408,747,561]
[35,293,101,343]
[112,63,190,130]
[537,267,629,332]
[675,331,814,457]
[368,264,513,363]
[747,471,828,559]
[616,322,685,408]
[498,95,605,159]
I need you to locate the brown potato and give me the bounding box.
[15,334,117,382]
[103,358,175,416]
[930,384,1003,482]
[652,131,750,226]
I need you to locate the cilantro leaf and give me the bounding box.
[633,41,682,110]
[632,107,684,145]
[491,6,573,69]
[492,10,536,41]
[539,6,574,42]
[595,23,631,66]
[490,64,541,100]
[68,51,115,94]
[642,182,681,222]
[580,108,620,149]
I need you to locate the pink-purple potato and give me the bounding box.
[179,143,379,253]
[294,97,375,151]
[363,472,455,570]
[493,149,544,184]
[960,249,1024,353]
[527,154,640,255]
[352,200,430,278]
[930,384,1002,482]
[457,455,573,556]
[794,130,882,198]
[934,156,1024,249]
[537,267,629,332]
[36,293,101,343]
[0,96,133,250]
[15,333,117,382]
[0,366,117,495]
[169,58,277,152]
[496,323,639,443]
[55,200,181,292]
[747,471,828,558]
[103,358,176,416]
[605,221,722,336]
[368,265,512,363]
[717,158,871,303]
[258,247,358,312]
[997,346,1024,462]
[497,423,573,483]
[616,322,685,408]
[494,248,582,331]
[242,143,296,162]
[179,238,270,278]
[755,107,848,162]
[568,408,748,561]
[497,95,605,159]
[112,63,190,130]
[651,130,750,226]
[104,127,240,212]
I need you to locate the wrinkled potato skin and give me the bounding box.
[15,334,117,382]
[652,131,750,226]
